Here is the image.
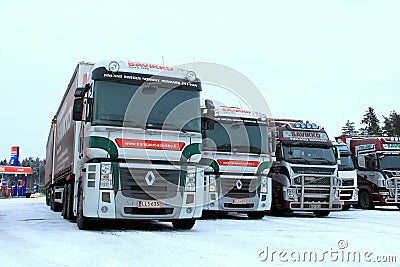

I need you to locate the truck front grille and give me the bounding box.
[120,168,180,200]
[220,177,258,198]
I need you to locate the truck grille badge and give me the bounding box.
[236,180,243,190]
[145,171,156,185]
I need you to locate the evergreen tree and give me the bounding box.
[359,107,382,135]
[341,120,358,136]
[0,158,7,165]
[383,110,400,136]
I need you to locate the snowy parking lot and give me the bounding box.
[0,197,399,267]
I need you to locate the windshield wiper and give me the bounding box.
[146,122,187,133]
[216,144,232,151]
[310,157,335,165]
[287,157,311,164]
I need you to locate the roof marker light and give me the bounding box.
[301,123,306,129]
[186,71,197,82]
[108,61,120,72]
[311,123,318,129]
[295,122,301,128]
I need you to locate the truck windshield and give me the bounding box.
[338,153,355,171]
[379,154,400,170]
[203,119,268,154]
[282,144,336,165]
[92,81,201,132]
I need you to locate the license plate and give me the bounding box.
[310,204,321,209]
[138,200,162,208]
[232,198,247,204]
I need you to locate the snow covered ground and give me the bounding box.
[0,197,399,267]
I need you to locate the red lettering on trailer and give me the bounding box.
[115,138,185,151]
[217,160,259,167]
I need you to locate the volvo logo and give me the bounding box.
[236,180,243,190]
[144,171,156,185]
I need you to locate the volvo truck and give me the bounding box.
[45,60,204,229]
[345,136,400,209]
[268,119,342,217]
[200,101,272,219]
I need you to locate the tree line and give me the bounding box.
[341,107,400,136]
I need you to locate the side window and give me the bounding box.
[85,88,93,123]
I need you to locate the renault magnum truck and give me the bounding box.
[333,139,358,210]
[45,60,204,229]
[200,100,271,219]
[345,136,400,209]
[267,119,342,217]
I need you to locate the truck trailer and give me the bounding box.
[268,119,342,217]
[45,60,204,229]
[344,136,400,209]
[200,100,272,219]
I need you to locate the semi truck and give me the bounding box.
[45,60,204,229]
[333,140,358,210]
[344,136,400,209]
[267,119,342,217]
[200,100,271,219]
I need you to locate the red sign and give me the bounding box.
[217,160,259,167]
[0,166,33,174]
[115,138,185,151]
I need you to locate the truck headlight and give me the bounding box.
[260,177,268,193]
[287,188,295,199]
[209,176,217,192]
[185,168,196,192]
[100,163,113,189]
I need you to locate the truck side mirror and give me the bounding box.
[202,118,215,130]
[205,99,215,119]
[72,98,84,121]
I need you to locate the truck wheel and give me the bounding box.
[62,185,68,219]
[358,191,374,209]
[313,210,330,217]
[66,184,75,220]
[342,205,351,211]
[172,219,196,230]
[77,186,92,230]
[46,190,51,206]
[247,211,265,220]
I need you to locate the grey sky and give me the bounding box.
[1,0,399,160]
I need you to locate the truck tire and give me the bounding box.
[342,205,351,211]
[46,190,51,206]
[172,219,196,230]
[313,210,330,217]
[51,189,62,212]
[62,185,68,219]
[77,186,92,230]
[66,184,75,220]
[62,184,75,220]
[358,191,374,209]
[247,211,265,219]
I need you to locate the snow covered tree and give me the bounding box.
[341,120,358,136]
[383,110,400,136]
[359,107,382,135]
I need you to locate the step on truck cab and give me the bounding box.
[333,139,358,210]
[200,100,272,219]
[346,136,400,209]
[268,119,342,217]
[45,60,204,229]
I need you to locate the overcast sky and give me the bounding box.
[1,0,399,160]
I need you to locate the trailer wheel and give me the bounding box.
[313,210,330,217]
[172,219,196,230]
[342,205,351,211]
[247,211,265,220]
[358,191,374,210]
[77,185,92,230]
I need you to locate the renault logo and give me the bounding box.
[236,180,243,190]
[144,171,156,185]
